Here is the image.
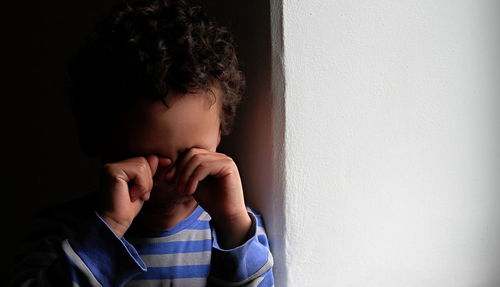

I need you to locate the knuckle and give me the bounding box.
[107,175,122,186]
[136,162,148,172]
[198,161,209,169]
[102,163,114,173]
[146,179,154,190]
[191,153,203,162]
[224,156,235,165]
[138,179,151,191]
[193,166,205,177]
[102,164,120,177]
[136,185,147,194]
[185,148,197,158]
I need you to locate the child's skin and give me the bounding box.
[97,86,252,249]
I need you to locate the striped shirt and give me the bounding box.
[8,193,274,287]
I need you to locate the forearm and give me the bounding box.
[10,212,146,287]
[65,212,146,286]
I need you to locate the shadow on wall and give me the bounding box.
[195,0,274,224]
[3,0,273,284]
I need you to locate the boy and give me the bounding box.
[9,0,274,286]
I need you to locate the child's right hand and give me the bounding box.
[97,154,171,238]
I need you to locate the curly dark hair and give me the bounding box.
[68,0,245,158]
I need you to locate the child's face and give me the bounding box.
[103,88,222,163]
[101,87,222,210]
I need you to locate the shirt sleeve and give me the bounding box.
[8,211,147,287]
[208,208,275,287]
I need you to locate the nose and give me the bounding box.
[152,156,176,187]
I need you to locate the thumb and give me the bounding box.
[145,154,160,176]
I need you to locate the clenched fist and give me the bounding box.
[97,148,252,248]
[174,148,246,222]
[97,155,171,238]
[172,147,252,248]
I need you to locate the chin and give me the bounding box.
[134,195,197,232]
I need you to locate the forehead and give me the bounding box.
[148,91,220,139]
[111,88,222,159]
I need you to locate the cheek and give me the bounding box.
[207,142,219,153]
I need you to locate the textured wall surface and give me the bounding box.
[273,0,500,286]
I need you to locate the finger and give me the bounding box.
[139,190,152,201]
[145,154,160,176]
[174,148,207,187]
[165,165,176,182]
[184,164,210,195]
[141,156,158,201]
[141,189,152,201]
[176,153,218,193]
[129,176,150,202]
[126,159,155,201]
[157,156,173,168]
[174,148,204,181]
[184,158,234,195]
[152,156,173,187]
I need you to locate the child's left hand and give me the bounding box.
[173,148,252,248]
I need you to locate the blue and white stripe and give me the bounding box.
[9,195,274,287]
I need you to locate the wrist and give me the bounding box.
[212,211,253,249]
[98,212,130,238]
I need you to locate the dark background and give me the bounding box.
[3,0,271,284]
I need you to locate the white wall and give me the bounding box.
[272,0,500,286]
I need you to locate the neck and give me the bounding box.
[133,198,198,232]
